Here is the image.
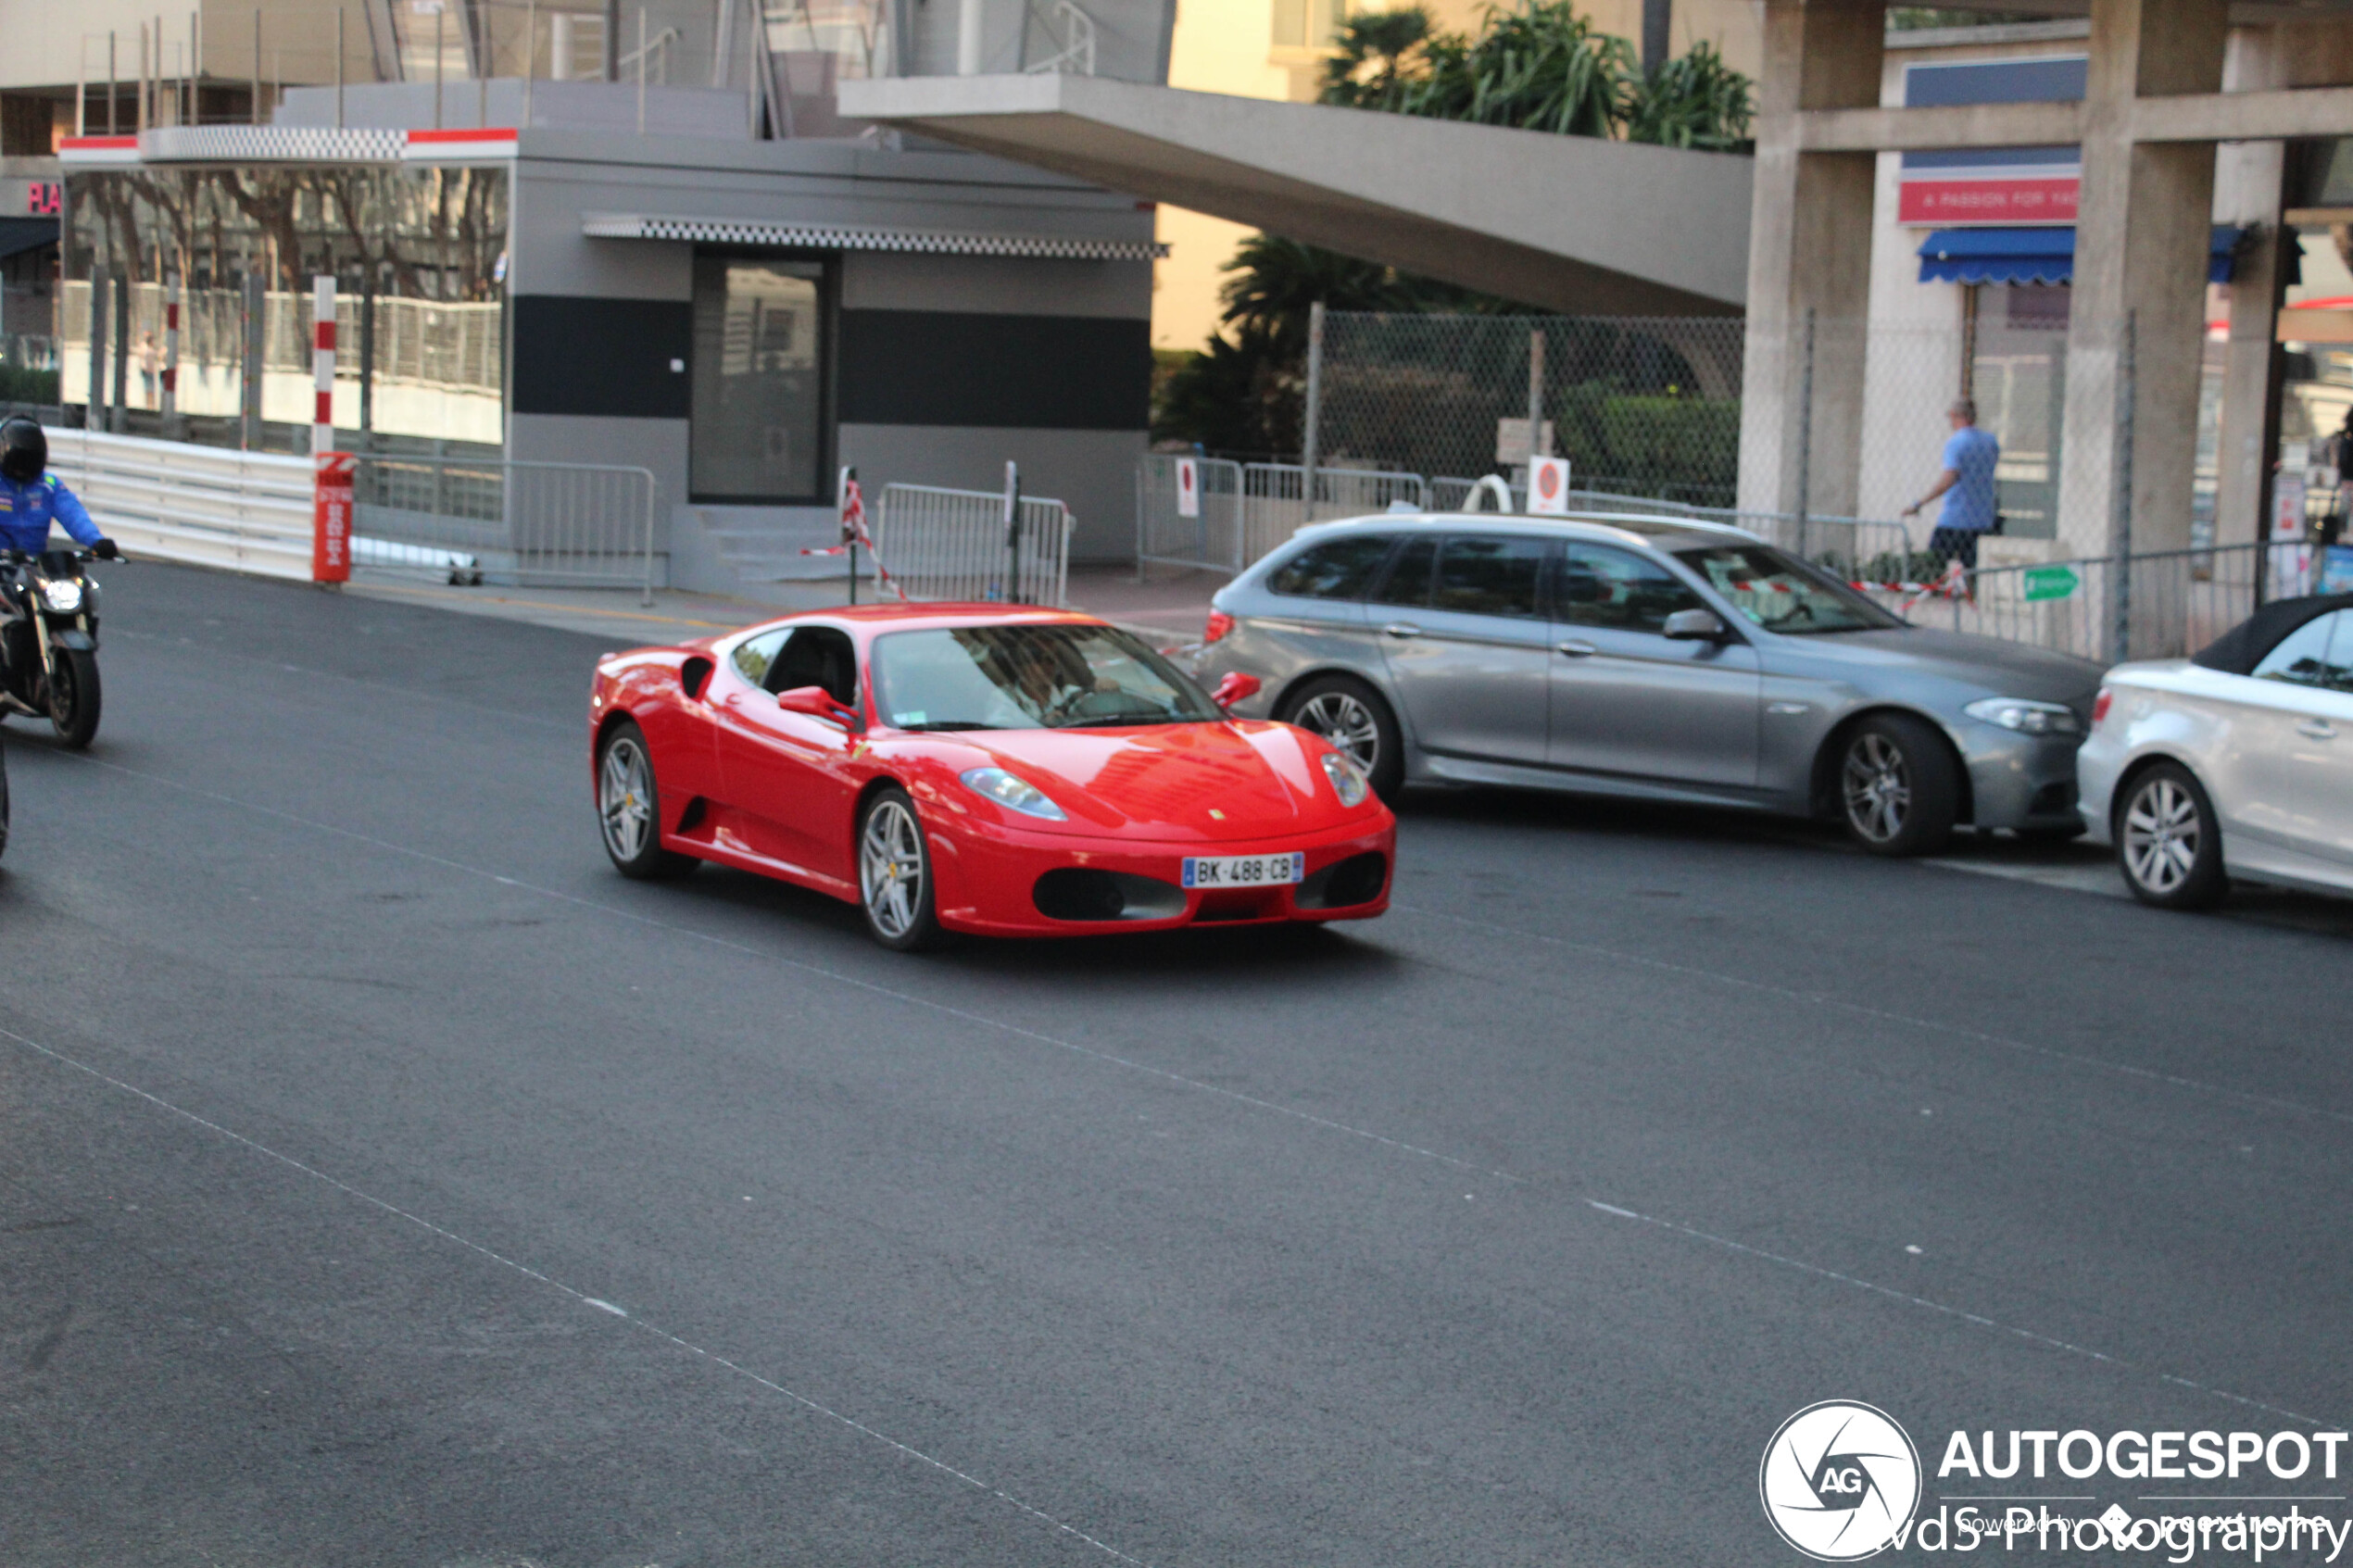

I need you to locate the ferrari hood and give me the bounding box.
[960,721,1341,839]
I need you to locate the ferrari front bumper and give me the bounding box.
[925,812,1396,937]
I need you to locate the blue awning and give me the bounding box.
[1917,226,2245,285]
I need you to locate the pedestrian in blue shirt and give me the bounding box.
[0,418,116,558]
[1902,399,1999,572]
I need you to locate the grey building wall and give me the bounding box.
[499,133,1152,588]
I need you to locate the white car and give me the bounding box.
[2079,595,2353,908]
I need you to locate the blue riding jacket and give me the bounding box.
[0,473,103,554]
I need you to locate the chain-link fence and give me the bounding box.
[1316,312,1745,508]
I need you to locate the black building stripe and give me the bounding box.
[511,296,692,419]
[838,310,1149,431]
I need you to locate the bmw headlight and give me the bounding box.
[37,578,82,614]
[1964,696,2082,736]
[959,766,1067,821]
[1319,748,1370,808]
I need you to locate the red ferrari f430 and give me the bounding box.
[588,605,1396,948]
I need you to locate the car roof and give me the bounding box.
[1288,509,1758,551]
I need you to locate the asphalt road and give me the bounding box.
[4,561,2349,1567]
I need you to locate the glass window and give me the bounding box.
[1432,534,1547,619]
[1558,543,1705,633]
[768,626,860,705]
[1675,545,1899,634]
[732,629,788,687]
[691,257,826,502]
[2252,610,2353,689]
[1372,535,1436,608]
[872,624,1217,731]
[1267,535,1393,599]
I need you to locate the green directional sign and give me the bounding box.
[2021,564,2081,602]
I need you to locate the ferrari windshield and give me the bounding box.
[872,623,1222,731]
[1674,544,1902,634]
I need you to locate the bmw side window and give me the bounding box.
[1557,544,1705,633]
[732,630,788,687]
[1371,535,1436,608]
[1431,534,1546,619]
[1267,535,1395,599]
[2250,611,2352,689]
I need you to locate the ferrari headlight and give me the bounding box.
[1964,697,2082,736]
[1319,748,1370,808]
[960,766,1066,821]
[37,578,82,613]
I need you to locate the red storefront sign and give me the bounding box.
[1897,177,2080,226]
[314,452,354,584]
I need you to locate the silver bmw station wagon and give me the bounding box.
[1194,511,2104,856]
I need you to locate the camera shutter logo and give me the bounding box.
[1759,1400,1922,1561]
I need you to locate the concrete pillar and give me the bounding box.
[2055,0,2229,561]
[2213,20,2353,549]
[1736,0,1884,520]
[2212,27,2287,552]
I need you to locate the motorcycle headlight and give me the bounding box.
[959,766,1067,821]
[36,578,82,614]
[1964,696,2082,736]
[1319,748,1370,808]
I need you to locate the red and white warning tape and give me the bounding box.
[799,477,909,600]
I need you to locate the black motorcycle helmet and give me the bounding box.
[0,418,44,485]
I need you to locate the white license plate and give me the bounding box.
[1182,852,1305,890]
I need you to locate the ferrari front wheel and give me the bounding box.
[858,786,944,951]
[597,719,699,880]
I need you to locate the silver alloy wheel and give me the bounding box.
[861,797,926,941]
[1295,690,1381,773]
[599,736,655,862]
[1843,733,1911,844]
[2122,775,2200,895]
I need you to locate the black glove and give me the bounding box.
[90,538,120,560]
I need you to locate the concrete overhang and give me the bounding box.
[837,74,1753,316]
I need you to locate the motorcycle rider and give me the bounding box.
[0,418,117,684]
[0,419,115,558]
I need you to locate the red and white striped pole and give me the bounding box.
[160,272,180,424]
[310,273,336,456]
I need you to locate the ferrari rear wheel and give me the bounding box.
[858,786,944,951]
[597,720,698,880]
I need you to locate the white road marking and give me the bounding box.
[0,1023,1151,1568]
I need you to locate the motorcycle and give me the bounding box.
[0,547,106,749]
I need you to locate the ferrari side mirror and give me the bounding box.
[778,684,862,728]
[1210,671,1263,709]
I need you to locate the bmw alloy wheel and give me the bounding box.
[861,797,926,941]
[1294,690,1381,775]
[2121,774,2199,895]
[1843,733,1910,846]
[599,735,655,863]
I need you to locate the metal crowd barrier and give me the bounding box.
[1951,542,2316,663]
[1137,453,1246,575]
[872,483,1075,607]
[347,452,661,602]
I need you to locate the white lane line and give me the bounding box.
[1579,1198,2335,1430]
[46,752,2336,1436]
[58,751,1522,1187]
[0,1022,1151,1568]
[1391,901,2353,1132]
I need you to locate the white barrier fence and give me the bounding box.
[874,483,1074,606]
[43,427,316,580]
[1137,456,1426,576]
[349,452,661,599]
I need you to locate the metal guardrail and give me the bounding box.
[43,426,316,580]
[348,452,661,602]
[873,483,1075,607]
